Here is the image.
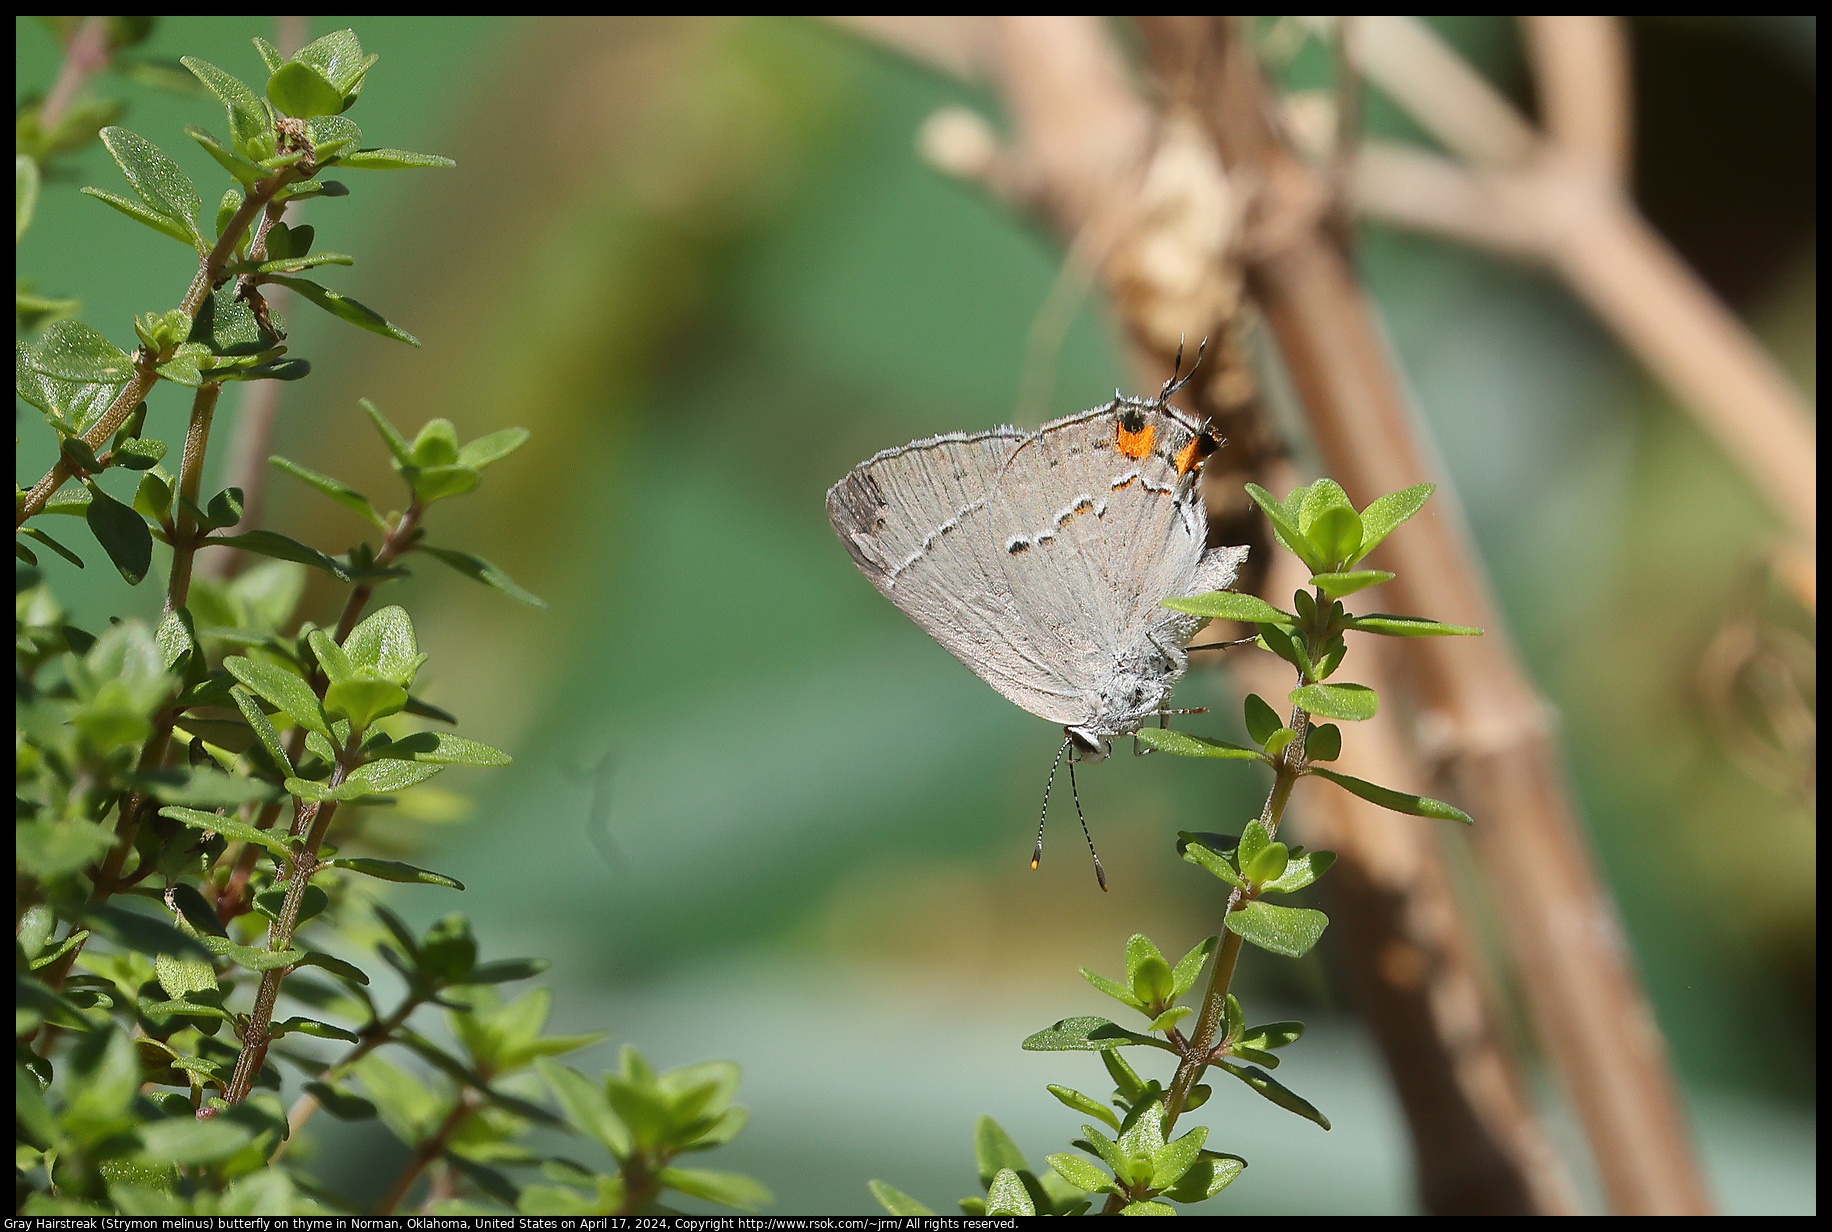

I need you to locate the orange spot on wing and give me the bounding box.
[1116,420,1155,459]
[1174,432,1220,475]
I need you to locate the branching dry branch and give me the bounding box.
[1165,17,1715,1215]
[837,12,1563,1215]
[1521,14,1631,178]
[1345,15,1815,600]
[1336,13,1539,167]
[835,12,1719,1215]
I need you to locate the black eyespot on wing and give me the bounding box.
[1120,409,1146,433]
[1008,539,1031,554]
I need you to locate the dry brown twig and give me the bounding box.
[832,13,1716,1215]
[37,17,115,132]
[1153,17,1715,1215]
[1226,466,1579,1215]
[1341,15,1815,608]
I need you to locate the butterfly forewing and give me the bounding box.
[826,427,1086,723]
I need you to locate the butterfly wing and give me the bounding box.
[987,404,1235,735]
[827,404,1248,737]
[826,427,1089,724]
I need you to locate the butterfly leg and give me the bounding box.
[1133,706,1209,756]
[1147,630,1188,673]
[1185,635,1258,653]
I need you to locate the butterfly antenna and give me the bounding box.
[1032,736,1073,872]
[1067,753,1108,891]
[1158,335,1209,404]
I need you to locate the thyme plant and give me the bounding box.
[872,478,1481,1216]
[17,25,766,1217]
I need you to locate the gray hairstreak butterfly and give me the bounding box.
[826,366,1249,886]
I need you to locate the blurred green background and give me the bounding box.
[17,15,1814,1215]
